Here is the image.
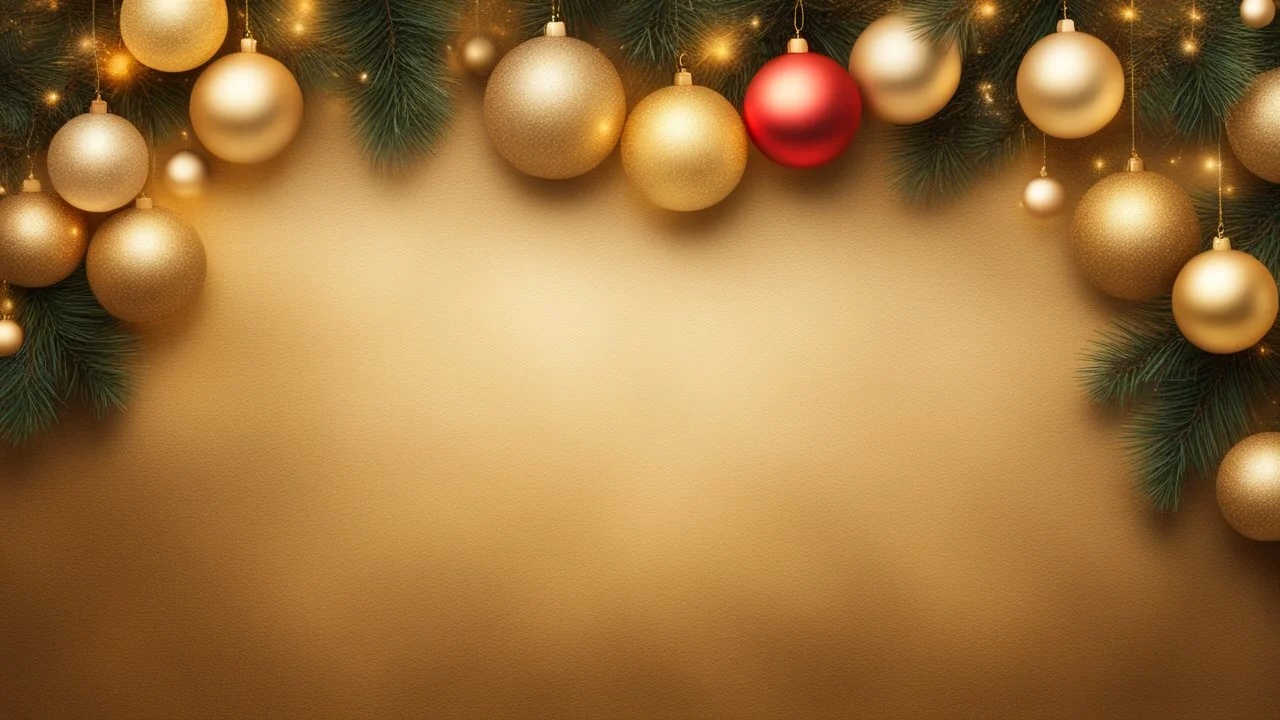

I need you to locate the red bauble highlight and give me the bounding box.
[743,43,862,169]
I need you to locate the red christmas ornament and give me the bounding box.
[743,38,862,168]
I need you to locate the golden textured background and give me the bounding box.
[2,88,1279,719]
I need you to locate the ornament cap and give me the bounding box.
[241,37,258,53]
[1213,234,1232,251]
[22,178,41,193]
[1057,18,1076,32]
[787,37,810,54]
[1127,156,1144,172]
[674,70,692,86]
[90,99,108,115]
[135,196,155,210]
[545,21,567,37]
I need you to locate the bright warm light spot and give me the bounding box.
[1204,157,1219,171]
[107,52,134,79]
[44,91,60,105]
[978,3,997,18]
[292,21,305,35]
[1121,6,1136,21]
[1094,158,1106,171]
[749,16,761,29]
[359,71,369,83]
[79,36,93,51]
[298,1,313,13]
[708,37,733,62]
[1190,9,1203,22]
[1183,39,1198,54]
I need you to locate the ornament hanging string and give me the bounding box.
[550,0,560,23]
[1041,131,1048,177]
[1063,0,1068,20]
[1128,0,1137,158]
[1216,133,1225,238]
[91,0,101,97]
[245,0,252,38]
[794,0,805,37]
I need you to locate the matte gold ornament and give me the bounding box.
[1217,432,1280,541]
[462,34,498,77]
[1070,157,1200,300]
[1016,19,1125,139]
[120,0,229,73]
[47,99,150,213]
[848,13,962,125]
[1172,234,1278,354]
[1226,68,1280,184]
[621,69,748,212]
[0,178,88,288]
[0,318,22,357]
[164,149,209,200]
[484,20,626,179]
[1240,0,1277,28]
[190,37,304,164]
[1023,170,1065,219]
[87,197,207,323]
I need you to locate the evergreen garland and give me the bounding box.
[0,0,1278,507]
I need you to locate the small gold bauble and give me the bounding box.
[0,318,22,357]
[1227,67,1280,184]
[120,0,229,73]
[47,100,150,213]
[484,21,626,179]
[1016,20,1125,139]
[1022,172,1065,218]
[1172,235,1278,354]
[462,34,499,77]
[86,198,207,323]
[0,179,88,288]
[848,13,962,125]
[1217,432,1280,541]
[621,71,748,212]
[1070,159,1201,300]
[190,38,304,164]
[164,149,209,200]
[1240,0,1277,28]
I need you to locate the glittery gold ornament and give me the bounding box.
[484,21,626,179]
[1016,19,1125,139]
[190,37,304,164]
[848,13,961,125]
[1070,157,1200,300]
[621,69,747,212]
[0,179,88,288]
[47,99,150,213]
[1217,432,1280,541]
[1172,234,1278,354]
[1240,0,1277,28]
[119,0,229,73]
[0,318,22,357]
[1023,170,1065,219]
[462,34,498,77]
[87,197,207,323]
[1226,68,1280,184]
[164,149,209,200]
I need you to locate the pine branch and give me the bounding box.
[1079,298,1200,408]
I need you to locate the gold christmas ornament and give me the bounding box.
[119,0,229,73]
[1217,432,1280,541]
[484,20,626,179]
[848,13,962,125]
[1016,19,1125,139]
[190,37,304,164]
[1023,171,1065,219]
[87,197,207,323]
[1240,0,1277,28]
[47,99,150,212]
[0,178,88,288]
[164,149,209,199]
[1172,234,1278,354]
[1226,68,1280,184]
[1070,157,1200,300]
[462,34,499,77]
[621,69,748,212]
[0,318,22,358]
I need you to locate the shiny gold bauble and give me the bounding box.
[1172,235,1278,354]
[484,21,626,179]
[190,38,304,165]
[462,34,499,77]
[0,318,22,357]
[1016,19,1125,139]
[47,100,150,213]
[621,71,748,212]
[0,179,88,288]
[1022,172,1065,219]
[164,149,209,200]
[1217,432,1280,541]
[86,198,207,323]
[119,0,228,73]
[1240,0,1277,28]
[848,13,962,125]
[1227,68,1280,184]
[1070,159,1201,300]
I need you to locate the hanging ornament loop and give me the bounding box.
[793,0,805,38]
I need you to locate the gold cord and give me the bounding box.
[245,0,252,38]
[91,0,101,97]
[1217,134,1225,238]
[794,0,805,37]
[1129,0,1137,158]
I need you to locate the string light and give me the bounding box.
[978,2,997,18]
[44,91,60,105]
